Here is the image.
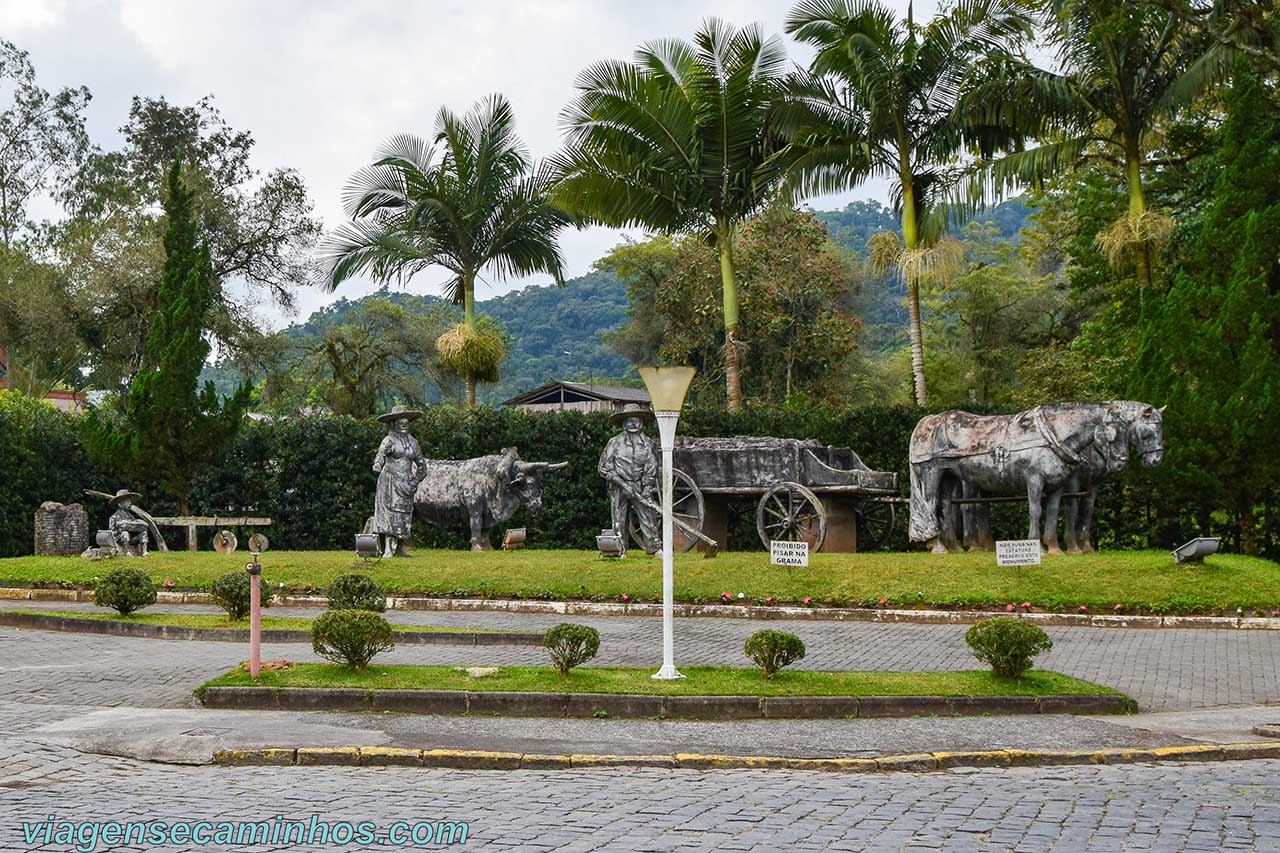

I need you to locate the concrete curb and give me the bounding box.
[2,586,1270,629]
[212,741,1280,773]
[0,611,542,646]
[198,686,1133,718]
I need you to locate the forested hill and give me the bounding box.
[237,198,1032,403]
[271,271,632,404]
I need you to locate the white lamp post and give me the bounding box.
[638,365,696,680]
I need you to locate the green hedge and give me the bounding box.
[0,393,108,557]
[0,390,1274,558]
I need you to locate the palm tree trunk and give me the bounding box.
[901,180,928,407]
[1126,149,1152,294]
[718,228,743,412]
[463,272,477,407]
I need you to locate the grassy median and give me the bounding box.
[200,662,1125,698]
[8,608,508,634]
[1,548,1277,613]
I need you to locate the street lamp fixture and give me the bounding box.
[638,365,696,680]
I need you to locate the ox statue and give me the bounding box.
[413,447,568,551]
[909,402,1164,554]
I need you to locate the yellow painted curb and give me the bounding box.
[422,749,522,770]
[210,742,1280,772]
[358,746,424,767]
[297,747,360,766]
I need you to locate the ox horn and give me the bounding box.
[526,461,569,473]
[1158,405,1167,415]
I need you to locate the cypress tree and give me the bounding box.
[115,159,250,515]
[1133,75,1280,553]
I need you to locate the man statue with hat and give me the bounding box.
[598,403,660,556]
[108,489,150,557]
[372,404,427,558]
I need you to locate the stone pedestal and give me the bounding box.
[818,496,859,553]
[34,502,89,556]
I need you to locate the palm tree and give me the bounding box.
[783,0,1032,407]
[317,94,571,405]
[553,19,792,411]
[962,0,1217,293]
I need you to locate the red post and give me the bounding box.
[246,559,261,680]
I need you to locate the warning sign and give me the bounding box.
[996,539,1042,566]
[770,540,809,567]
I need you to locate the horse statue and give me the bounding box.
[909,402,1165,554]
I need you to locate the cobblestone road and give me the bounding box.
[4,601,1280,710]
[3,605,1280,849]
[1,732,1277,852]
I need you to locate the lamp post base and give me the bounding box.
[650,664,686,680]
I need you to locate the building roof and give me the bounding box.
[502,379,651,407]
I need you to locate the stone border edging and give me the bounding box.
[213,742,1280,773]
[0,611,542,647]
[4,586,1273,629]
[198,685,1131,718]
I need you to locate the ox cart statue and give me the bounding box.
[629,436,898,553]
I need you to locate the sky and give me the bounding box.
[3,0,936,328]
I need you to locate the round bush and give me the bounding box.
[209,571,274,621]
[326,574,386,612]
[93,568,156,616]
[965,617,1053,678]
[543,623,600,675]
[311,610,395,669]
[743,629,806,678]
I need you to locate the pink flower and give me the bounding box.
[1005,603,1015,612]
[764,596,775,605]
[163,578,175,588]
[1021,602,1031,609]
[802,596,812,606]
[1114,603,1123,611]
[879,597,888,606]
[1079,605,1088,612]
[720,592,731,602]
[620,593,630,602]
[1271,610,1278,617]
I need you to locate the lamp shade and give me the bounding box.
[638,366,696,412]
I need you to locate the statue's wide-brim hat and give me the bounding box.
[107,488,142,508]
[609,402,655,426]
[377,404,423,424]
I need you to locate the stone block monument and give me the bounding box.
[34,502,89,556]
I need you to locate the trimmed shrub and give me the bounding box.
[311,610,395,669]
[965,617,1053,678]
[326,574,387,612]
[93,567,156,616]
[209,571,274,621]
[743,629,806,678]
[543,623,600,675]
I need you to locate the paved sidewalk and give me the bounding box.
[5,599,1280,710]
[1,731,1276,852]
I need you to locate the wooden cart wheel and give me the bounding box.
[756,482,826,551]
[629,468,704,553]
[856,499,896,551]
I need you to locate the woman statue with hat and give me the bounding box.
[372,405,427,557]
[598,402,660,555]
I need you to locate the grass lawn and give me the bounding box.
[10,608,508,634]
[200,662,1124,699]
[2,548,1277,614]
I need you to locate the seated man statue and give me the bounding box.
[107,489,150,557]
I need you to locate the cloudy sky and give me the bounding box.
[4,0,933,327]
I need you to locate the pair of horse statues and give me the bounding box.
[908,401,1165,554]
